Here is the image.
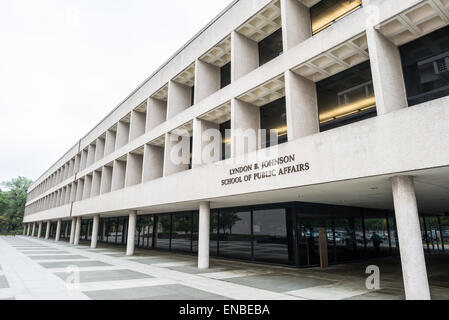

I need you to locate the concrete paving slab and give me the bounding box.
[54,269,154,283]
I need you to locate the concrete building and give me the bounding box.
[23,0,449,300]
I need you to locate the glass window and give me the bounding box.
[333,210,365,262]
[156,215,171,250]
[218,210,252,260]
[210,211,219,256]
[260,97,287,148]
[311,0,362,35]
[220,120,231,160]
[297,208,335,267]
[440,216,449,250]
[137,216,153,249]
[253,208,294,265]
[188,136,193,170]
[400,25,449,106]
[259,28,283,66]
[317,61,377,132]
[192,212,199,253]
[221,62,231,88]
[171,213,193,253]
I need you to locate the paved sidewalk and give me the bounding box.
[1,236,448,300]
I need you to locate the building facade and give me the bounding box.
[23,0,449,300]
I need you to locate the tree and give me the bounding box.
[0,177,33,233]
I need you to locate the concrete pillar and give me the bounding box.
[163,133,190,176]
[74,217,82,246]
[27,223,30,236]
[111,160,126,191]
[100,166,113,194]
[366,27,408,115]
[392,176,431,300]
[23,224,26,235]
[198,201,211,270]
[82,175,92,200]
[129,110,146,141]
[91,170,102,197]
[280,0,312,50]
[231,98,260,157]
[125,153,143,187]
[75,178,85,202]
[142,144,164,182]
[95,137,105,162]
[126,211,137,256]
[31,222,36,237]
[37,222,42,239]
[285,70,319,140]
[69,217,76,244]
[87,144,96,167]
[55,219,62,242]
[45,221,51,240]
[146,97,167,131]
[104,129,117,156]
[167,80,192,120]
[194,59,220,104]
[115,120,130,150]
[80,149,88,171]
[192,118,220,168]
[231,31,259,81]
[91,215,100,249]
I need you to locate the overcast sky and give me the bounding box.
[0,0,233,186]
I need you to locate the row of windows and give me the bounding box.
[42,201,449,268]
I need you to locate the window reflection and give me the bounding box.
[400,25,449,106]
[171,213,193,253]
[317,61,377,131]
[219,210,252,260]
[253,208,294,265]
[259,28,283,66]
[157,215,172,250]
[311,0,362,35]
[220,120,231,160]
[260,97,287,148]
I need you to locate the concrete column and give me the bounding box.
[285,70,319,140]
[192,118,220,168]
[75,178,85,202]
[104,130,117,156]
[80,149,88,171]
[100,166,113,194]
[69,217,76,244]
[27,223,30,236]
[23,224,26,235]
[392,176,431,300]
[111,160,126,191]
[194,59,220,104]
[280,0,312,50]
[198,201,211,270]
[129,110,146,141]
[366,27,408,115]
[167,80,192,120]
[45,221,51,240]
[142,144,164,182]
[115,120,130,150]
[231,98,260,157]
[231,31,259,81]
[125,153,143,187]
[95,137,105,162]
[87,144,96,167]
[74,217,82,246]
[82,175,93,200]
[126,211,137,256]
[55,219,62,242]
[91,215,100,249]
[146,97,167,131]
[91,170,102,197]
[163,133,190,176]
[31,222,36,237]
[37,222,42,239]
